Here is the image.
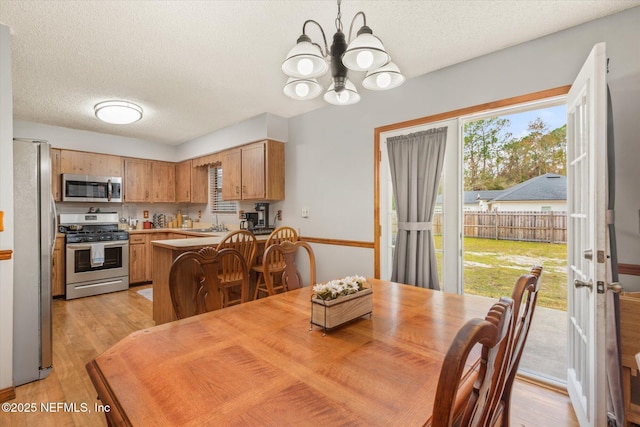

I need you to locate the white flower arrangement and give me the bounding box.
[312,275,367,301]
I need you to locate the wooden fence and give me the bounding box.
[432,211,567,243]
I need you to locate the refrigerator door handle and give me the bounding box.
[51,195,57,256]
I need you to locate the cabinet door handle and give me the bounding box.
[236,186,240,194]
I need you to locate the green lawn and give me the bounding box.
[434,236,568,311]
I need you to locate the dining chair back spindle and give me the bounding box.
[494,265,542,426]
[430,297,514,427]
[169,247,249,320]
[252,226,298,299]
[262,240,316,295]
[217,230,257,307]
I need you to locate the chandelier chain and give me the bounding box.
[335,0,343,32]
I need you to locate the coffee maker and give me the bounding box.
[254,202,269,228]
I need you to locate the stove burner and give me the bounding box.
[60,223,129,243]
[64,230,129,244]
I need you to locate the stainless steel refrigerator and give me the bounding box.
[13,138,54,385]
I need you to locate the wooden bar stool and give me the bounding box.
[217,230,257,307]
[252,226,298,300]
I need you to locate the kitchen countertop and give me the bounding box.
[127,227,221,236]
[147,229,268,250]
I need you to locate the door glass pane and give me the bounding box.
[462,103,568,383]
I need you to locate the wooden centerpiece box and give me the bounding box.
[310,276,373,335]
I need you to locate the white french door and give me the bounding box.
[566,42,609,427]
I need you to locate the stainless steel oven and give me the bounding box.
[65,240,129,299]
[60,213,129,299]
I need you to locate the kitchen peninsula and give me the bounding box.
[150,234,269,324]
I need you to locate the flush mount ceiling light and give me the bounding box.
[94,100,143,124]
[281,0,404,106]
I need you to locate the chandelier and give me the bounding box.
[281,0,404,106]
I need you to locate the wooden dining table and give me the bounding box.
[86,278,494,426]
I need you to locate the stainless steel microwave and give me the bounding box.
[62,174,122,203]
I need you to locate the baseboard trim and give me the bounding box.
[0,385,16,403]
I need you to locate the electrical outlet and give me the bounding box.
[277,210,282,221]
[301,207,310,218]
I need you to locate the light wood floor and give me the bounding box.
[0,285,578,426]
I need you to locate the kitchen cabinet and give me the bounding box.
[222,149,242,200]
[129,234,147,284]
[52,235,65,297]
[123,158,151,202]
[51,148,62,201]
[124,159,176,203]
[175,160,208,203]
[129,232,172,284]
[151,161,176,203]
[60,150,122,177]
[222,140,285,201]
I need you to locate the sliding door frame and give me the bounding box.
[373,85,571,279]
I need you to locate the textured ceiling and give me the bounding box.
[1,1,638,145]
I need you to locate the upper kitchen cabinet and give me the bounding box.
[176,160,208,203]
[222,148,242,200]
[222,140,284,201]
[124,159,176,203]
[151,161,176,203]
[123,158,151,202]
[60,150,122,177]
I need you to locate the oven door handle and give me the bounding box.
[66,241,128,250]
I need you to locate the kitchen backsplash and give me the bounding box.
[54,201,264,230]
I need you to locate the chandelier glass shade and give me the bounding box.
[341,29,390,72]
[284,77,323,100]
[362,61,405,90]
[281,0,404,106]
[94,100,143,124]
[324,79,360,105]
[281,36,328,79]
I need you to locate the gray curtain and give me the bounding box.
[387,127,447,289]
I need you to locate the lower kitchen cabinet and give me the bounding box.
[129,232,169,284]
[129,234,147,284]
[52,235,65,297]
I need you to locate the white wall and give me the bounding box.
[13,121,177,161]
[282,7,640,288]
[178,113,288,160]
[0,24,14,392]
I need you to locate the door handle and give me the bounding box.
[574,279,592,290]
[607,282,623,294]
[583,249,593,260]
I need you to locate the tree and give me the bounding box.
[465,115,567,190]
[463,118,511,190]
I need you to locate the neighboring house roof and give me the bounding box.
[464,190,504,205]
[491,173,566,201]
[435,174,566,205]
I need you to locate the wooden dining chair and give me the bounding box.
[169,247,249,320]
[430,297,514,427]
[216,230,257,307]
[252,226,298,299]
[493,265,543,427]
[262,240,316,295]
